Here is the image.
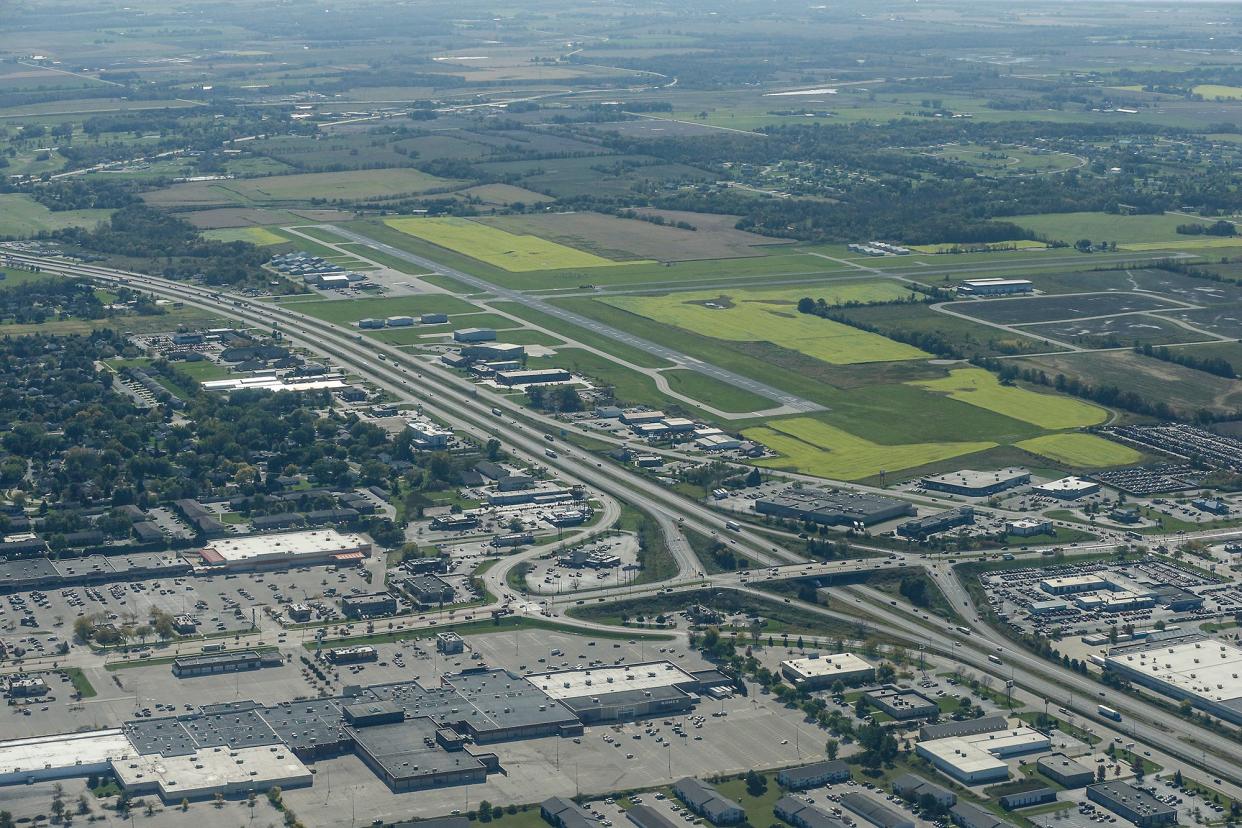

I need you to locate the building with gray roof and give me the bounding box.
[840,792,915,828]
[756,487,914,527]
[918,715,1008,741]
[674,777,746,825]
[1087,782,1177,827]
[775,796,850,828]
[777,759,851,789]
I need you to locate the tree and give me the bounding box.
[745,467,762,487]
[1096,765,1106,783]
[745,770,768,797]
[180,798,189,812]
[825,738,840,760]
[478,800,493,822]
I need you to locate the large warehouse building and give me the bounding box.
[756,488,914,527]
[526,661,703,723]
[920,468,1030,497]
[780,654,875,690]
[197,528,371,570]
[1104,635,1242,725]
[915,725,1049,784]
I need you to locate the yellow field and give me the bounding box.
[1194,84,1242,100]
[743,417,995,481]
[1015,433,1141,467]
[910,368,1107,429]
[605,284,929,365]
[384,216,647,272]
[910,240,1047,253]
[1119,238,1242,251]
[202,226,286,245]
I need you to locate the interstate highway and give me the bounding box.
[12,250,1242,789]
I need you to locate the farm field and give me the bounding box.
[951,292,1182,325]
[910,368,1108,429]
[481,210,790,261]
[1014,433,1142,467]
[143,169,463,208]
[1009,211,1215,244]
[744,417,996,481]
[384,216,649,272]
[0,194,112,237]
[1193,85,1242,100]
[602,284,929,365]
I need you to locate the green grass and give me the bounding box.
[490,302,674,369]
[1015,433,1142,467]
[303,615,674,650]
[62,667,96,698]
[385,216,649,272]
[289,294,481,324]
[0,193,112,237]
[662,369,775,412]
[201,226,287,245]
[528,349,686,413]
[1193,84,1242,100]
[745,416,995,480]
[604,286,929,365]
[716,775,785,826]
[911,369,1108,429]
[1009,211,1216,245]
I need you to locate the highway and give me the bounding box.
[11,249,1242,791]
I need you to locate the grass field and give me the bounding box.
[604,285,929,365]
[1015,433,1141,467]
[0,193,112,237]
[285,294,480,324]
[911,368,1107,429]
[202,226,287,245]
[144,168,463,208]
[661,369,775,413]
[910,240,1047,253]
[744,417,995,480]
[1193,85,1242,100]
[1009,211,1214,244]
[385,216,648,272]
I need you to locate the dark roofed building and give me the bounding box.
[1087,782,1177,828]
[950,803,1014,828]
[778,759,851,789]
[775,797,850,828]
[919,715,1009,741]
[674,778,745,825]
[892,774,956,807]
[628,805,683,828]
[756,487,914,527]
[543,797,595,828]
[839,793,915,828]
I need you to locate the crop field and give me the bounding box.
[202,226,287,245]
[144,169,464,208]
[1014,433,1142,467]
[1009,211,1216,244]
[1020,314,1208,346]
[744,417,995,481]
[951,292,1182,325]
[384,216,647,272]
[602,284,929,365]
[482,210,790,261]
[0,194,112,237]
[910,368,1108,429]
[457,184,555,207]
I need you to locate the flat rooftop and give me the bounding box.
[527,661,698,701]
[782,653,873,678]
[922,468,1029,488]
[1034,476,1098,492]
[349,716,486,780]
[1106,636,1242,706]
[113,744,311,800]
[200,528,367,564]
[0,730,134,777]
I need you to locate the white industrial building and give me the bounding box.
[113,745,312,802]
[780,653,874,690]
[916,726,1049,784]
[201,376,349,393]
[957,279,1034,296]
[1104,636,1242,725]
[197,529,371,570]
[1032,476,1100,499]
[408,418,453,450]
[0,730,135,786]
[1040,574,1109,595]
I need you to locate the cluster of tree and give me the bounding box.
[526,384,584,413]
[29,178,138,211]
[1134,342,1237,379]
[0,277,106,323]
[55,205,274,288]
[1177,220,1237,237]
